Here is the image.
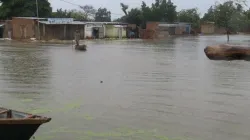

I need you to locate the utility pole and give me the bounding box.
[36,0,40,40]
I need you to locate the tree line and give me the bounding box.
[0,0,249,32]
[0,0,111,22]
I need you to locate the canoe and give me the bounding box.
[204,44,250,61]
[0,107,51,140]
[75,44,87,51]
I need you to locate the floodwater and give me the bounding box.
[0,35,250,140]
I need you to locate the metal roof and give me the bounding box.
[13,17,47,20]
[84,22,128,25]
[39,21,86,25]
[158,23,180,27]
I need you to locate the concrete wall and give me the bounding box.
[201,24,215,34]
[12,18,36,39]
[105,25,126,38]
[85,25,93,38]
[1,20,12,38]
[146,22,159,30]
[84,23,104,39]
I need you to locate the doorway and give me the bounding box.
[92,27,99,39]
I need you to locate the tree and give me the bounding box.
[120,3,128,15]
[52,9,88,21]
[202,0,248,32]
[52,8,71,18]
[178,8,200,29]
[126,8,143,26]
[95,8,111,22]
[142,0,177,22]
[0,0,52,19]
[79,5,96,20]
[202,6,216,22]
[202,0,248,41]
[69,10,88,21]
[164,0,178,22]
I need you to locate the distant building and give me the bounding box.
[201,22,215,34]
[104,22,127,39]
[84,22,128,39]
[39,18,85,40]
[12,17,46,39]
[140,22,191,39]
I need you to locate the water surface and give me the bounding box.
[0,35,250,140]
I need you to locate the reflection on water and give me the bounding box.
[0,35,250,140]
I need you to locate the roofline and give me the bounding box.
[12,17,47,20]
[84,22,128,25]
[39,21,86,25]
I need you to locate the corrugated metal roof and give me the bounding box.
[85,22,128,25]
[13,17,47,20]
[158,24,180,27]
[39,21,86,25]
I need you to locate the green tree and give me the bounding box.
[178,8,200,29]
[69,10,88,21]
[164,0,177,22]
[202,6,216,22]
[52,8,71,18]
[95,8,111,22]
[120,3,129,15]
[202,0,248,32]
[126,8,143,26]
[79,5,96,20]
[52,9,87,21]
[0,0,52,19]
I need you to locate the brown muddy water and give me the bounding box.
[0,35,250,140]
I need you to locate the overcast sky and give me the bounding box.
[49,0,250,20]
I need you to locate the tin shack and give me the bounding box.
[84,22,104,39]
[39,18,85,40]
[104,22,128,39]
[12,17,46,39]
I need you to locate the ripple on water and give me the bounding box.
[0,36,250,140]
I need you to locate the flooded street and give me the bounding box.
[0,35,250,140]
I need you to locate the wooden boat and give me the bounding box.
[204,44,250,61]
[75,44,87,51]
[0,107,51,140]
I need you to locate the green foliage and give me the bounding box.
[178,8,200,29]
[0,0,52,19]
[52,9,87,21]
[119,0,177,27]
[79,5,96,20]
[120,3,129,15]
[202,0,250,32]
[95,8,111,22]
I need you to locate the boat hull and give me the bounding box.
[0,107,51,140]
[0,124,41,140]
[204,44,250,61]
[75,44,87,51]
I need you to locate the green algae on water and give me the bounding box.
[30,108,51,114]
[21,99,33,102]
[57,102,82,112]
[84,114,94,121]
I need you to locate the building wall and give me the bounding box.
[2,20,12,38]
[84,23,104,39]
[105,25,126,38]
[85,25,93,38]
[175,26,186,35]
[40,24,85,40]
[146,22,159,30]
[12,18,36,39]
[201,24,215,34]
